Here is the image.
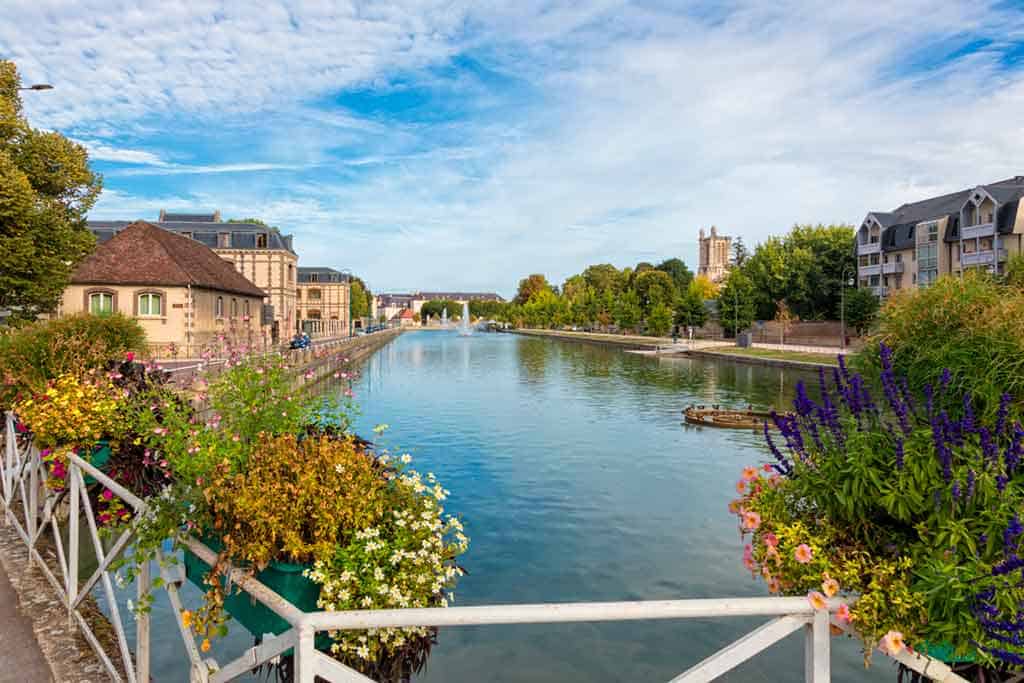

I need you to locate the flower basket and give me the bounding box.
[82,440,112,486]
[183,535,326,644]
[920,642,976,664]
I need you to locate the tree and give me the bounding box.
[646,303,673,337]
[0,60,102,324]
[514,274,553,305]
[689,275,719,300]
[843,287,880,336]
[774,300,796,345]
[350,279,371,319]
[655,257,693,293]
[675,289,708,328]
[731,237,749,268]
[633,269,677,316]
[1005,255,1024,290]
[582,264,624,294]
[227,217,271,226]
[613,289,642,331]
[717,271,757,336]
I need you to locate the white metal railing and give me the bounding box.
[961,222,995,240]
[857,241,881,255]
[857,263,882,277]
[1,413,966,682]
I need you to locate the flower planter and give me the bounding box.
[82,441,111,486]
[183,536,325,641]
[920,641,976,664]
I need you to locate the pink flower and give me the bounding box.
[880,630,905,655]
[741,466,759,481]
[735,480,747,495]
[835,603,852,624]
[742,510,761,531]
[762,532,778,548]
[762,463,773,472]
[767,577,780,594]
[125,351,135,362]
[101,489,114,501]
[794,544,813,564]
[822,577,839,597]
[807,591,827,611]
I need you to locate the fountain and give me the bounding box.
[458,301,473,336]
[440,306,448,329]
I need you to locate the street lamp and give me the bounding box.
[840,267,853,352]
[18,84,53,91]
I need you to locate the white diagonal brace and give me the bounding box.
[312,650,377,682]
[209,631,297,683]
[670,615,808,682]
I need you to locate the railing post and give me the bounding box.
[137,560,151,682]
[804,609,830,683]
[294,626,316,683]
[68,461,79,618]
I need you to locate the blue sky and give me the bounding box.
[5,1,1024,298]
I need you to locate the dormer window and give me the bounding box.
[257,233,268,248]
[218,232,231,248]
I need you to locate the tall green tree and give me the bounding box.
[514,274,553,305]
[717,271,757,335]
[675,288,708,328]
[731,237,749,268]
[582,264,624,294]
[842,287,880,335]
[646,303,673,337]
[350,279,371,319]
[633,269,677,316]
[0,61,102,323]
[655,257,693,293]
[613,289,642,331]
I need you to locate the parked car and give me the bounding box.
[289,332,311,349]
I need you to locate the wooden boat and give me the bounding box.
[682,404,777,430]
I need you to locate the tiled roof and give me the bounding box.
[71,221,266,298]
[298,267,349,283]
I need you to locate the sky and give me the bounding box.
[4,1,1024,298]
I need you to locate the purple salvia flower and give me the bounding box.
[980,427,998,465]
[1007,424,1024,474]
[952,479,961,500]
[837,354,851,385]
[940,368,952,393]
[931,411,953,482]
[963,393,976,434]
[924,383,934,419]
[894,437,905,470]
[898,376,916,418]
[1005,514,1023,548]
[794,381,816,417]
[996,393,1012,437]
[994,555,1024,577]
[967,469,976,498]
[762,421,791,475]
[998,474,1009,492]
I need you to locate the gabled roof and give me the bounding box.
[87,220,296,254]
[71,221,266,298]
[298,267,349,284]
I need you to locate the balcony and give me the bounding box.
[962,249,1008,267]
[962,222,995,240]
[858,264,881,277]
[857,241,881,255]
[881,262,904,274]
[868,286,886,297]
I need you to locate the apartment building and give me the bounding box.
[89,212,299,337]
[856,177,1024,297]
[297,266,350,337]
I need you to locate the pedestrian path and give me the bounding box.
[0,562,51,682]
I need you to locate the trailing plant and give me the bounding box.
[732,345,1024,674]
[14,372,128,447]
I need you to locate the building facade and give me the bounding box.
[856,177,1024,297]
[698,226,732,283]
[375,291,504,320]
[60,221,266,356]
[297,267,350,338]
[89,212,299,338]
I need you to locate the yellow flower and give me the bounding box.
[181,610,192,628]
[807,591,828,611]
[821,577,839,597]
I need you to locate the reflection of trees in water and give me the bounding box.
[516,338,552,385]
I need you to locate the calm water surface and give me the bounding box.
[345,331,888,682]
[114,330,890,681]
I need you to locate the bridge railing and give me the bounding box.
[2,413,964,682]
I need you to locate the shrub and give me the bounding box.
[732,346,1024,671]
[856,273,1024,417]
[0,314,146,407]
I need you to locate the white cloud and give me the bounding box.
[6,1,1024,296]
[75,140,169,166]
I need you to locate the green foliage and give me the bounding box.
[0,61,103,323]
[581,264,624,294]
[0,313,145,407]
[717,271,757,335]
[612,289,642,331]
[689,274,719,300]
[674,288,708,328]
[655,257,693,293]
[856,273,1024,416]
[1005,254,1024,290]
[350,279,371,319]
[731,236,749,267]
[843,286,880,335]
[467,299,506,320]
[514,274,553,305]
[645,303,673,337]
[634,269,677,316]
[734,224,855,320]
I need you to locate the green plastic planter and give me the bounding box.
[83,441,111,486]
[183,536,325,641]
[920,641,976,664]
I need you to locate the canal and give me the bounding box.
[112,330,889,681]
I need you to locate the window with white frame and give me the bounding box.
[89,292,114,315]
[216,296,224,318]
[137,292,162,316]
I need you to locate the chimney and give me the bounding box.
[711,225,717,237]
[213,210,222,222]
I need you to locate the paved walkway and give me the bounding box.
[0,561,52,682]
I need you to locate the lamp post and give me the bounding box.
[840,266,853,352]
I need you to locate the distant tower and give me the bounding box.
[698,226,732,283]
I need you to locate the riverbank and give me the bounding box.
[510,328,839,369]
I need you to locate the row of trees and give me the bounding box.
[497,224,883,337]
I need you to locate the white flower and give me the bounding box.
[334,463,345,474]
[356,645,370,659]
[400,454,412,464]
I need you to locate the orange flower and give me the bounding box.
[180,610,192,628]
[821,577,839,597]
[201,638,211,653]
[742,510,762,531]
[835,603,852,624]
[807,591,827,611]
[794,544,813,564]
[767,577,780,594]
[735,480,748,494]
[741,466,759,482]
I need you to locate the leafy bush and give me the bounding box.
[857,273,1024,416]
[732,346,1024,671]
[0,313,146,406]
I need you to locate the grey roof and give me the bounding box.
[415,291,504,302]
[87,220,296,254]
[864,176,1024,251]
[298,267,348,284]
[161,212,218,222]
